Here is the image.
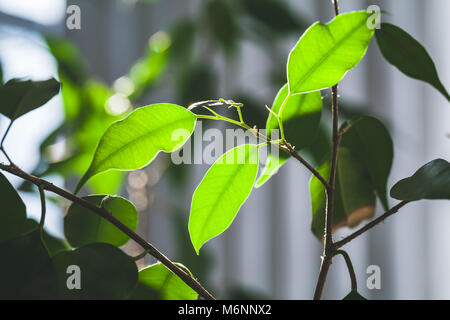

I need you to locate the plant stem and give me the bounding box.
[335,201,410,249]
[313,0,340,300]
[335,250,357,291]
[0,163,215,300]
[38,185,46,229]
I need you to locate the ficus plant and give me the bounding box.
[1,1,449,300]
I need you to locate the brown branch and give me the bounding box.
[313,0,340,300]
[0,163,215,300]
[335,201,410,249]
[281,143,330,189]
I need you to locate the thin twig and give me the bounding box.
[0,163,215,300]
[335,201,410,249]
[335,250,357,291]
[282,143,330,189]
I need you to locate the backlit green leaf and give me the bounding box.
[255,153,287,188]
[288,11,374,94]
[376,23,450,102]
[256,83,322,187]
[52,243,138,299]
[75,103,197,193]
[390,159,450,201]
[132,263,198,300]
[0,172,27,242]
[311,148,376,241]
[340,116,393,210]
[0,78,60,120]
[189,144,259,254]
[64,195,138,247]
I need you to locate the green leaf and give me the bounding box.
[340,116,393,210]
[64,195,138,247]
[267,83,323,149]
[375,23,450,102]
[75,103,197,193]
[0,172,27,242]
[343,290,368,300]
[52,243,138,299]
[288,11,374,94]
[255,153,288,188]
[0,78,60,120]
[256,83,323,188]
[390,159,450,201]
[0,230,58,299]
[22,219,71,256]
[311,148,376,241]
[189,144,259,254]
[132,263,198,300]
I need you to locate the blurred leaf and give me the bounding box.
[340,116,393,210]
[343,290,368,300]
[0,78,60,121]
[189,144,259,254]
[46,35,88,85]
[311,148,376,241]
[128,31,170,99]
[204,0,240,56]
[288,11,374,94]
[240,0,306,33]
[376,23,450,102]
[64,195,138,247]
[177,63,217,106]
[390,159,450,201]
[0,172,27,242]
[132,263,198,300]
[52,243,138,299]
[172,211,213,282]
[0,230,58,299]
[75,104,197,193]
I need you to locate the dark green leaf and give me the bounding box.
[343,290,368,300]
[240,0,306,33]
[0,230,58,299]
[64,195,138,247]
[204,0,240,56]
[189,144,259,254]
[340,116,393,210]
[376,23,450,102]
[52,243,138,299]
[0,172,27,242]
[0,78,60,120]
[133,263,198,300]
[390,159,450,201]
[288,11,374,94]
[22,219,71,256]
[311,148,376,241]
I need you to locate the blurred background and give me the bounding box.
[0,0,449,299]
